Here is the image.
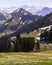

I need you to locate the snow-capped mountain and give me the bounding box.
[35,7,52,16]
[0,6,52,35]
[0,6,52,20]
[0,7,35,25]
[10,8,32,19]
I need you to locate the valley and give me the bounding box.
[0,4,52,65]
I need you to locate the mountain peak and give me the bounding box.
[10,8,32,19]
[35,7,52,16]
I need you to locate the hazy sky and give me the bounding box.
[0,0,52,8]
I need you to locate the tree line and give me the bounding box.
[0,35,40,52]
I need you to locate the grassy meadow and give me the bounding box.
[0,50,52,65]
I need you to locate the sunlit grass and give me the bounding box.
[0,50,52,65]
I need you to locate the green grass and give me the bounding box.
[0,50,52,65]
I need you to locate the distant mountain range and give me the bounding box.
[0,6,52,35]
[21,5,52,16]
[35,7,52,16]
[0,6,52,15]
[0,6,52,21]
[1,12,52,38]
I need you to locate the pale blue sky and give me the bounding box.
[0,0,52,8]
